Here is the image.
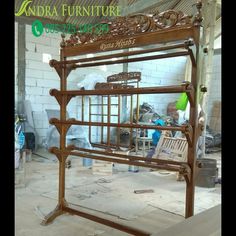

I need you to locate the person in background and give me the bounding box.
[152,118,165,146]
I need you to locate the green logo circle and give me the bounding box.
[32,20,43,37]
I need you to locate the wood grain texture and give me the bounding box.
[151,204,221,236]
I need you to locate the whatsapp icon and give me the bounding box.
[32,20,44,37]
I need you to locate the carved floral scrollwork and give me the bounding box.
[153,10,192,29]
[109,14,153,36]
[63,9,196,47]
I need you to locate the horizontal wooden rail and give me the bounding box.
[73,51,190,68]
[50,40,193,66]
[51,148,184,172]
[50,118,187,132]
[50,84,192,96]
[73,146,187,165]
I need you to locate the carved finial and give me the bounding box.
[49,59,57,67]
[184,38,194,48]
[193,0,203,26]
[60,33,66,48]
[200,85,207,93]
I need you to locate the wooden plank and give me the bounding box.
[151,205,221,236]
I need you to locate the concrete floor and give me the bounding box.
[15,149,221,236]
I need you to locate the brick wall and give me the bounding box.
[15,24,123,145]
[128,52,187,117]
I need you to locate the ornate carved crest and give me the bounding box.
[62,8,201,48]
[107,72,141,82]
[94,83,134,90]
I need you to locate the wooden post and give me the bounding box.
[119,0,129,124]
[200,0,217,157]
[101,96,104,143]
[17,22,26,113]
[89,97,92,143]
[130,95,133,149]
[117,95,121,148]
[185,0,203,218]
[58,49,67,207]
[107,95,111,148]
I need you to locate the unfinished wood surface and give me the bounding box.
[153,131,188,162]
[151,204,221,236]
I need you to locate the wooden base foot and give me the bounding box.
[41,204,65,226]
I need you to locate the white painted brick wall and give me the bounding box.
[34,95,57,105]
[26,86,43,95]
[26,68,43,79]
[25,77,37,86]
[128,55,187,116]
[42,104,59,111]
[36,79,59,88]
[23,26,81,145]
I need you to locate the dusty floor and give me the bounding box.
[15,149,221,236]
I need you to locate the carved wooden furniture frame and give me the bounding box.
[42,2,203,235]
[89,72,141,150]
